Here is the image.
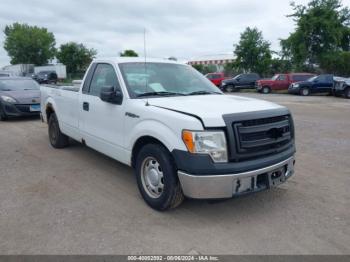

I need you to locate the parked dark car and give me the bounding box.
[333,77,350,99]
[221,73,260,92]
[0,77,41,120]
[288,74,334,96]
[33,71,58,84]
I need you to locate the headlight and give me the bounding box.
[293,84,299,88]
[182,130,228,163]
[1,95,17,103]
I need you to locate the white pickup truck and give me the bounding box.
[41,57,296,210]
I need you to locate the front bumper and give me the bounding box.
[288,87,300,94]
[1,102,41,117]
[178,155,295,199]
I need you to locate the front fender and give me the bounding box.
[42,96,58,123]
[126,119,187,153]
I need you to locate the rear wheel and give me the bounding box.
[135,144,184,211]
[345,87,350,99]
[48,112,69,148]
[300,88,310,96]
[262,86,271,94]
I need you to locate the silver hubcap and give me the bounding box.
[302,89,308,96]
[263,88,269,93]
[227,86,233,92]
[141,157,164,198]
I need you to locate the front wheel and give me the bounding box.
[262,86,271,94]
[300,88,310,96]
[225,85,235,92]
[135,144,184,211]
[48,112,69,148]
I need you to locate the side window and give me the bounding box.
[326,75,333,82]
[89,64,120,96]
[317,75,326,82]
[247,74,256,81]
[278,75,286,81]
[248,74,257,80]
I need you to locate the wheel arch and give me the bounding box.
[45,103,55,122]
[131,136,171,168]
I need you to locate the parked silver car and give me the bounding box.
[0,77,41,121]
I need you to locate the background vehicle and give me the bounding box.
[288,74,334,96]
[205,72,228,87]
[34,64,67,80]
[221,73,260,92]
[0,77,41,121]
[0,70,15,77]
[33,71,58,84]
[256,73,314,94]
[333,77,350,99]
[41,58,295,210]
[2,64,34,77]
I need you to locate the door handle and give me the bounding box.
[83,102,89,111]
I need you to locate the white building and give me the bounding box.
[187,54,235,72]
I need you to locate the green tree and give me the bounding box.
[234,27,272,76]
[120,49,139,57]
[56,42,97,74]
[268,58,293,76]
[281,0,350,70]
[320,51,350,76]
[3,23,56,65]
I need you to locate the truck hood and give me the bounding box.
[147,94,284,127]
[0,90,41,104]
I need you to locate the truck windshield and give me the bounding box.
[0,79,39,91]
[119,62,222,98]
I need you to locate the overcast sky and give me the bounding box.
[1,0,350,67]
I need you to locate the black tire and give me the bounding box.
[225,85,235,93]
[300,88,310,96]
[135,143,184,211]
[345,87,350,99]
[0,106,8,121]
[48,112,69,148]
[334,90,341,97]
[262,86,271,94]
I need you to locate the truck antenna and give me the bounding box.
[144,28,149,106]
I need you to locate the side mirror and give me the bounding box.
[100,86,123,105]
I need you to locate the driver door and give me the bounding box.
[275,74,289,90]
[79,63,126,162]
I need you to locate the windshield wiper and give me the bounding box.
[137,91,186,97]
[187,91,222,96]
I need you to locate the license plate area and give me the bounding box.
[233,162,293,195]
[30,104,40,112]
[268,166,287,187]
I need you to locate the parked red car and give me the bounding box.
[205,73,229,87]
[256,73,315,94]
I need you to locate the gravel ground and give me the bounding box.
[0,93,349,255]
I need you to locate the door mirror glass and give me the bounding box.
[100,86,123,105]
